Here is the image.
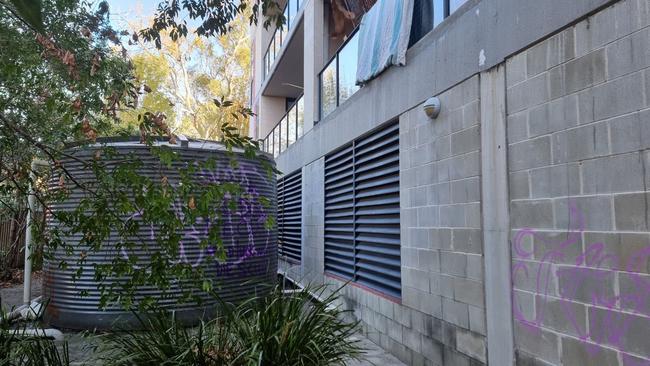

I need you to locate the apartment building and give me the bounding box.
[249,0,650,365]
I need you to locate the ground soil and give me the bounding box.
[0,269,42,289]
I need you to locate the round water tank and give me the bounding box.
[43,137,277,329]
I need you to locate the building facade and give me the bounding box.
[249,0,650,365]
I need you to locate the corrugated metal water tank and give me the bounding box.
[43,137,277,330]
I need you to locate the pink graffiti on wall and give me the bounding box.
[512,200,650,365]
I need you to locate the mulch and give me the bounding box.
[0,269,42,289]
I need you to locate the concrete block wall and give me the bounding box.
[506,0,650,364]
[317,76,487,366]
[271,1,650,365]
[300,158,325,284]
[278,159,325,283]
[399,75,486,365]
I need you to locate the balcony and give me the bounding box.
[262,95,304,157]
[263,0,305,81]
[319,30,360,120]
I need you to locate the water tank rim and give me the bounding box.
[63,136,274,160]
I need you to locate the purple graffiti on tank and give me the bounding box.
[120,162,274,277]
[512,199,650,363]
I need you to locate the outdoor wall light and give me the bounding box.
[423,97,441,119]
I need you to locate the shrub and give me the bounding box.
[97,283,363,366]
[232,284,362,365]
[0,310,70,366]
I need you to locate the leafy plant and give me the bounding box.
[1,0,277,321]
[0,310,70,366]
[94,312,241,366]
[95,284,363,366]
[233,284,363,365]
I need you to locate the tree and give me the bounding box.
[0,0,269,311]
[141,0,283,49]
[0,0,137,211]
[121,14,251,140]
[117,52,176,135]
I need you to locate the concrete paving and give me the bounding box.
[349,336,407,366]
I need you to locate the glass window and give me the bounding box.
[434,0,446,26]
[272,130,276,154]
[273,127,279,157]
[269,38,275,66]
[288,0,296,29]
[320,60,337,119]
[337,32,360,106]
[280,25,287,47]
[450,0,467,13]
[284,4,291,30]
[297,97,304,138]
[288,105,297,145]
[280,115,288,152]
[275,29,283,56]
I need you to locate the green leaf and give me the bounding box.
[9,0,45,32]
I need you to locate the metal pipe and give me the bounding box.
[11,327,64,341]
[23,159,48,306]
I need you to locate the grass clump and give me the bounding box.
[0,309,70,366]
[98,283,363,366]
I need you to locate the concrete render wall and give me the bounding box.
[272,0,650,365]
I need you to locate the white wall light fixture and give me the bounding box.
[423,97,441,119]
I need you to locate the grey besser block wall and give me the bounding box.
[506,0,650,364]
[272,0,650,365]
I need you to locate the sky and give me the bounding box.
[106,0,160,31]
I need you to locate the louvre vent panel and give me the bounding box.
[324,142,354,280]
[277,169,302,263]
[324,121,401,298]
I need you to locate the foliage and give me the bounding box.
[232,284,362,365]
[140,0,284,49]
[96,284,362,366]
[0,0,136,212]
[0,209,27,280]
[0,310,70,366]
[0,0,268,311]
[0,0,275,318]
[5,0,44,32]
[3,0,284,51]
[95,312,242,365]
[45,122,272,310]
[120,14,252,139]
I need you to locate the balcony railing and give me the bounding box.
[263,0,304,80]
[262,95,304,157]
[319,30,360,120]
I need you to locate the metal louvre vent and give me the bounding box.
[324,121,401,298]
[277,169,302,263]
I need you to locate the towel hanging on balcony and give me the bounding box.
[356,0,414,84]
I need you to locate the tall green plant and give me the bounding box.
[96,284,363,366]
[0,310,70,366]
[233,284,362,365]
[94,312,241,366]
